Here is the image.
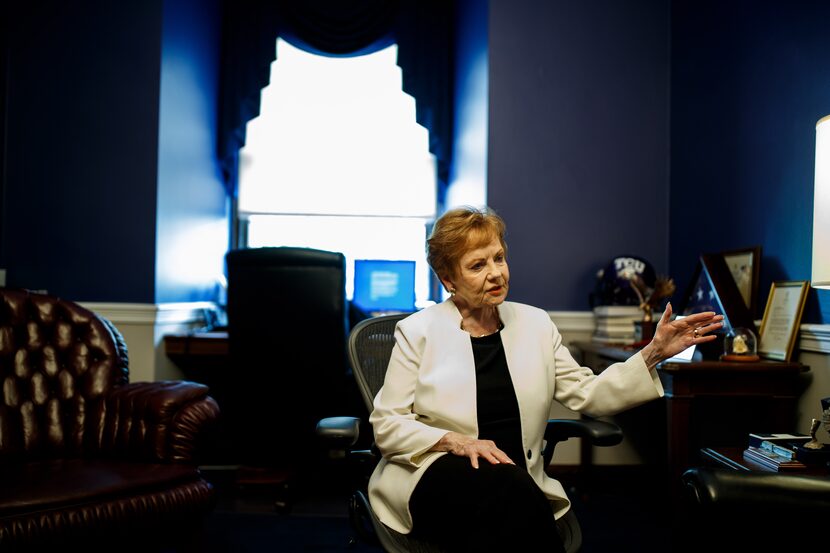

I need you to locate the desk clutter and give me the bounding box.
[743,431,830,471]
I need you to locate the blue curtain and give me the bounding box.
[217,0,454,201]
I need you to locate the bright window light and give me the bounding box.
[239,39,437,307]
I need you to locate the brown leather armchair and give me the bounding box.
[0,289,221,550]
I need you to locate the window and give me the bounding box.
[238,39,436,307]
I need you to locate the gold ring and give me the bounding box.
[693,327,700,338]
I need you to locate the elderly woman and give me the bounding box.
[368,207,722,551]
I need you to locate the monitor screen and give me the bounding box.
[353,259,416,313]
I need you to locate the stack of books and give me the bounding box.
[742,432,812,471]
[592,305,641,345]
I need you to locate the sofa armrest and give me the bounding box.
[682,467,830,510]
[680,467,830,548]
[101,381,220,463]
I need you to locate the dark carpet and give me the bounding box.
[196,465,674,553]
[198,465,382,553]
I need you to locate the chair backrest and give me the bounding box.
[347,313,411,413]
[224,246,350,465]
[0,288,129,460]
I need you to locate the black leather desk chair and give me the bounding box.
[225,247,351,471]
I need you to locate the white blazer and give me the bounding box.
[368,299,664,534]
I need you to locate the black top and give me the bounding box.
[471,331,525,469]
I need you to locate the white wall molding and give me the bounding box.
[79,301,214,326]
[799,324,830,354]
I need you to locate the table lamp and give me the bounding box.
[812,114,830,288]
[804,116,830,466]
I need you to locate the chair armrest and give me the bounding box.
[542,418,623,466]
[101,381,220,463]
[681,467,830,545]
[316,416,361,448]
[682,467,830,510]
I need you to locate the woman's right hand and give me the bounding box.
[432,431,515,469]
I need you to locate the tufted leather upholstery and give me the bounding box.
[0,289,220,549]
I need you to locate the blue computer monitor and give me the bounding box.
[353,259,416,313]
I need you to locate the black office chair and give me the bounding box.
[224,247,354,490]
[318,313,624,553]
[680,467,830,551]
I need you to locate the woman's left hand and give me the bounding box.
[640,302,724,369]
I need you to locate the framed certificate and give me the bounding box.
[758,281,810,361]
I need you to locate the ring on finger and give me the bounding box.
[693,327,700,338]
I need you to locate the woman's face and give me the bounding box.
[443,237,510,310]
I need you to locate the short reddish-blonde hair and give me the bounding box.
[427,206,507,284]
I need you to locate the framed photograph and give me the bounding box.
[758,281,810,362]
[680,253,756,334]
[720,246,762,317]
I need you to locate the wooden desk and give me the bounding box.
[164,331,229,392]
[164,331,230,383]
[571,341,809,499]
[164,331,229,361]
[164,332,231,463]
[163,330,230,409]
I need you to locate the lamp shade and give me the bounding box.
[812,115,830,288]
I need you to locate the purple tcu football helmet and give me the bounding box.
[590,255,656,307]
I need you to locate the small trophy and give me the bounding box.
[803,418,823,450]
[795,397,830,465]
[630,275,676,344]
[720,327,760,362]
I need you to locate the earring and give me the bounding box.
[449,288,456,295]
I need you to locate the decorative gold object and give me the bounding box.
[721,327,760,362]
[733,335,748,353]
[630,275,676,323]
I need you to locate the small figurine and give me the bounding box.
[630,274,676,323]
[732,334,749,354]
[803,418,823,450]
[720,327,760,362]
[794,402,830,465]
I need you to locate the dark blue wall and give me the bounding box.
[3,0,162,302]
[669,0,830,322]
[7,0,827,317]
[2,0,227,304]
[448,0,488,207]
[156,0,228,303]
[488,0,671,311]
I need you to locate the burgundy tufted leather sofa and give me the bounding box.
[0,289,221,550]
